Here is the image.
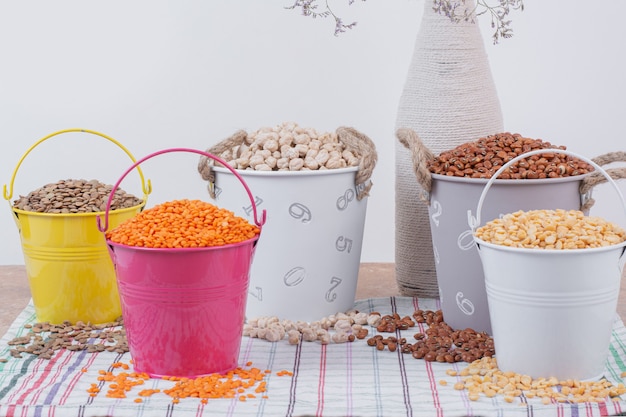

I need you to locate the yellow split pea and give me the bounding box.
[442,357,626,404]
[475,209,626,249]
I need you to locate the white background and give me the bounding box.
[1,1,625,265]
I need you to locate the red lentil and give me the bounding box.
[106,199,260,248]
[87,361,281,404]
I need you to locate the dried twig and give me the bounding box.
[433,0,524,44]
[285,0,365,36]
[286,0,524,43]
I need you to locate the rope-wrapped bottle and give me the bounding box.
[394,0,503,298]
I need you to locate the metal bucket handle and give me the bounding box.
[97,147,267,233]
[468,149,626,232]
[3,128,152,202]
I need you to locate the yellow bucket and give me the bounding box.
[3,129,151,324]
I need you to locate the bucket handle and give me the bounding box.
[96,148,267,233]
[468,149,626,231]
[396,128,435,202]
[3,128,152,202]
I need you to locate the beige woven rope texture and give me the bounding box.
[580,151,626,212]
[394,0,503,298]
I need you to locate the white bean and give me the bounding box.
[215,122,362,172]
[289,158,304,171]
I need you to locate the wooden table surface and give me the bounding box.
[1,264,626,336]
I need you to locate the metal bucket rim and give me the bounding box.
[474,236,626,255]
[106,234,259,253]
[11,202,146,218]
[212,165,358,177]
[432,171,592,185]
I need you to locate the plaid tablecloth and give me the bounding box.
[2,296,626,417]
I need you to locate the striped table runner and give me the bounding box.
[1,296,626,417]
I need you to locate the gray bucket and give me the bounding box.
[428,172,591,334]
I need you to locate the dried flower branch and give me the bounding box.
[285,0,366,36]
[433,0,524,44]
[286,0,523,43]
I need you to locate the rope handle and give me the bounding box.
[197,130,250,199]
[3,128,152,202]
[396,128,435,201]
[97,148,266,233]
[336,126,377,200]
[197,126,378,200]
[580,151,626,212]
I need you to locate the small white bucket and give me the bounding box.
[210,166,368,322]
[470,149,626,381]
[429,174,587,334]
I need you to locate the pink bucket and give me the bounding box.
[97,148,266,378]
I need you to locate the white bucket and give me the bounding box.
[429,173,589,335]
[470,149,626,381]
[210,166,368,322]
